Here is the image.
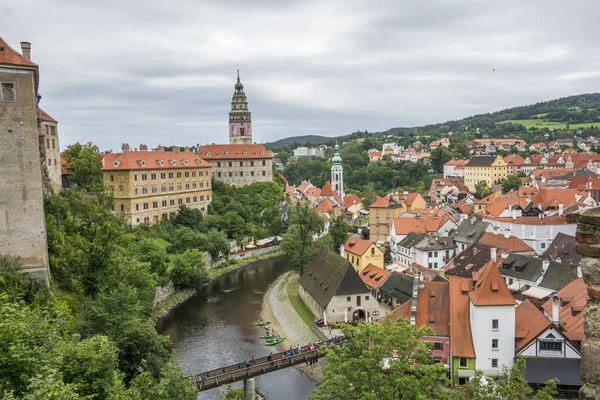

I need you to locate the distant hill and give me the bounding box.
[266,93,600,149]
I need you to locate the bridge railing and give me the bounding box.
[193,337,346,391]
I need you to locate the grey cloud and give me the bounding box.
[3,0,600,150]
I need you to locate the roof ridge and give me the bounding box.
[0,37,37,67]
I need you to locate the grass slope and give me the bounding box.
[286,279,315,329]
[498,119,600,129]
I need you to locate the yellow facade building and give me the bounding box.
[368,192,426,244]
[464,155,508,192]
[343,237,385,272]
[102,144,212,226]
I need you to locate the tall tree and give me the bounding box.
[501,175,523,194]
[282,203,324,275]
[362,182,377,208]
[62,142,104,192]
[475,181,494,199]
[429,147,453,173]
[328,213,351,252]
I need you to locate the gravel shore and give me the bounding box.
[261,271,326,383]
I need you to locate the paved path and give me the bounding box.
[268,272,318,347]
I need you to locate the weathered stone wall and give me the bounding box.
[153,281,175,308]
[207,245,282,269]
[0,66,49,286]
[567,208,600,399]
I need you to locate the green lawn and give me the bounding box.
[497,119,600,129]
[286,279,316,328]
[353,216,369,226]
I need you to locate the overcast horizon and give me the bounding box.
[3,0,600,151]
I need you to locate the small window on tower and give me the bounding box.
[1,82,16,102]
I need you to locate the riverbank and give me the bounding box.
[154,250,285,321]
[261,272,326,384]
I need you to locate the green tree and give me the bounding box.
[169,249,210,290]
[0,257,34,302]
[451,140,470,159]
[429,147,453,173]
[129,238,169,277]
[308,319,449,400]
[205,229,230,265]
[62,142,104,192]
[362,182,377,208]
[475,181,493,199]
[172,205,205,231]
[282,203,324,275]
[328,214,350,251]
[501,175,522,194]
[125,361,197,400]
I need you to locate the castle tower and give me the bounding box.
[229,70,252,145]
[331,142,344,200]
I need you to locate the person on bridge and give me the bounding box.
[269,352,275,365]
[244,359,250,368]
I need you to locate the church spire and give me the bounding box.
[229,70,252,144]
[331,142,344,200]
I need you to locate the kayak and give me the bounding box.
[259,334,275,339]
[265,336,285,346]
[253,321,270,326]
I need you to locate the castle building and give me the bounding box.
[331,143,344,200]
[197,72,273,187]
[102,144,212,227]
[0,38,49,286]
[38,107,62,193]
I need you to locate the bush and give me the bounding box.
[169,249,209,290]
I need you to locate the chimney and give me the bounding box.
[173,146,180,153]
[491,247,497,263]
[494,227,499,235]
[470,217,475,225]
[512,208,517,221]
[20,41,31,60]
[185,146,190,152]
[558,203,564,216]
[542,260,550,273]
[156,145,165,152]
[552,246,559,261]
[139,144,148,152]
[504,229,511,239]
[121,143,130,153]
[473,247,478,256]
[552,292,560,324]
[339,244,345,258]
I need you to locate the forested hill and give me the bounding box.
[265,93,600,148]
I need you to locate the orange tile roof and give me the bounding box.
[102,150,210,171]
[197,144,272,159]
[392,209,451,235]
[416,280,450,336]
[320,181,343,204]
[38,107,57,123]
[359,264,392,289]
[469,261,516,306]
[569,176,600,190]
[343,193,363,208]
[483,215,571,225]
[444,158,468,166]
[306,187,321,197]
[449,276,475,357]
[515,299,551,350]
[370,195,389,208]
[315,197,336,215]
[344,237,377,256]
[478,232,534,253]
[369,192,422,209]
[504,154,525,165]
[531,189,581,209]
[484,197,531,217]
[386,299,412,321]
[297,181,313,193]
[285,185,295,195]
[542,278,586,335]
[0,37,37,67]
[531,168,576,180]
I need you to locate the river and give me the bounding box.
[157,255,317,400]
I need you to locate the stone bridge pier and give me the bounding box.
[243,378,255,400]
[568,208,600,399]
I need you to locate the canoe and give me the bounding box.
[259,334,275,339]
[253,321,270,326]
[265,336,285,346]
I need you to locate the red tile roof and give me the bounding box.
[38,107,57,123]
[504,154,525,165]
[387,299,412,321]
[542,278,586,335]
[515,299,551,351]
[359,264,392,289]
[285,185,295,195]
[392,209,451,235]
[449,276,475,357]
[305,187,321,197]
[343,193,363,208]
[320,181,343,204]
[469,261,516,306]
[297,181,313,194]
[569,176,600,190]
[444,158,468,167]
[102,150,211,171]
[478,232,534,253]
[344,237,379,256]
[416,280,450,336]
[0,37,37,67]
[197,144,272,159]
[315,197,336,215]
[532,189,583,209]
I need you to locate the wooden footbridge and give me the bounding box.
[193,337,346,391]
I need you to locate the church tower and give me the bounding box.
[331,142,344,200]
[229,70,253,145]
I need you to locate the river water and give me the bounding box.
[157,255,317,400]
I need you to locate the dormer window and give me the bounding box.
[224,151,229,156]
[243,151,247,156]
[206,152,211,157]
[157,159,164,166]
[169,159,176,166]
[182,159,188,165]
[138,160,146,167]
[113,160,121,168]
[260,151,265,156]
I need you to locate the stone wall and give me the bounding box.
[153,281,175,308]
[567,208,600,400]
[207,245,282,269]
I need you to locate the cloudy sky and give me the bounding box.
[3,0,600,150]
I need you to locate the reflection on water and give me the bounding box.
[158,255,317,399]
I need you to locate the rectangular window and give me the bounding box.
[428,251,432,258]
[492,319,499,330]
[141,174,147,181]
[161,173,166,179]
[50,126,55,135]
[134,174,138,181]
[151,173,156,180]
[492,339,498,349]
[492,359,498,368]
[185,171,189,178]
[240,161,243,167]
[228,162,232,167]
[110,174,114,182]
[346,296,351,302]
[151,187,157,193]
[251,161,254,167]
[186,197,190,204]
[193,196,198,202]
[192,171,196,177]
[217,162,221,167]
[134,188,138,195]
[162,200,167,207]
[170,199,175,206]
[143,203,149,210]
[169,172,174,179]
[433,342,443,351]
[1,82,16,102]
[46,139,50,148]
[262,171,266,176]
[262,161,266,166]
[229,172,233,177]
[177,172,182,178]
[136,204,139,211]
[120,204,124,211]
[539,340,562,352]
[459,358,467,368]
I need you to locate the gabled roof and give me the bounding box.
[319,181,343,204]
[542,233,580,266]
[449,276,475,358]
[444,242,499,278]
[38,107,57,123]
[392,209,453,236]
[0,37,37,67]
[453,219,490,244]
[315,197,336,215]
[465,155,498,167]
[478,232,534,253]
[542,278,586,335]
[378,272,414,303]
[344,237,378,256]
[343,193,363,208]
[500,253,544,282]
[414,235,455,251]
[197,144,272,159]
[504,154,525,165]
[444,158,468,167]
[524,358,583,387]
[285,185,295,195]
[359,264,392,289]
[416,280,450,336]
[398,232,426,249]
[538,261,579,292]
[469,261,516,306]
[515,299,551,350]
[297,181,314,194]
[102,150,210,171]
[298,248,369,309]
[531,188,582,210]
